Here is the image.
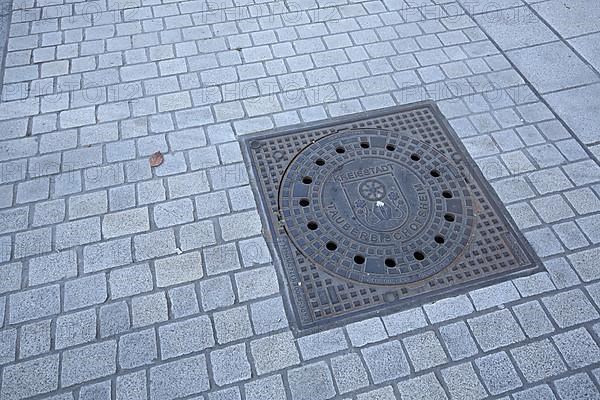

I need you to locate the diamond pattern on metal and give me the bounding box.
[242,102,541,333]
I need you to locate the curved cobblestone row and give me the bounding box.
[0,0,599,398]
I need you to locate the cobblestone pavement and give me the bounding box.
[0,0,599,397]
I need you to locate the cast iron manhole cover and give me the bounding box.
[242,102,541,333]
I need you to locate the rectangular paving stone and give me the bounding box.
[19,320,51,359]
[346,317,387,347]
[0,262,22,295]
[154,251,203,287]
[55,309,97,350]
[109,263,153,299]
[213,305,253,344]
[0,328,16,365]
[402,331,448,371]
[132,292,168,327]
[116,371,147,400]
[245,375,286,400]
[513,385,557,400]
[0,354,59,400]
[61,341,117,387]
[9,285,60,324]
[84,238,132,273]
[159,315,214,360]
[554,372,599,400]
[29,250,77,285]
[512,301,554,338]
[439,321,479,361]
[423,294,475,323]
[468,309,526,351]
[99,302,130,338]
[510,339,567,382]
[133,229,177,261]
[149,355,209,400]
[397,372,448,400]
[102,208,150,239]
[64,274,107,311]
[297,328,348,360]
[381,307,427,336]
[330,352,369,394]
[234,265,280,303]
[468,281,520,310]
[56,217,101,250]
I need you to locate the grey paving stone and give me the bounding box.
[0,328,16,365]
[468,309,526,351]
[179,220,216,251]
[531,195,575,223]
[512,272,556,297]
[55,309,97,350]
[208,387,241,400]
[250,331,300,375]
[84,238,132,273]
[513,301,554,338]
[545,83,600,145]
[397,372,448,400]
[542,289,599,328]
[403,331,448,371]
[19,320,51,358]
[56,217,101,250]
[381,307,427,336]
[245,375,286,400]
[553,373,600,400]
[61,341,117,387]
[361,340,410,384]
[569,32,600,72]
[475,352,523,395]
[468,281,520,310]
[288,361,336,400]
[153,198,194,228]
[28,250,76,286]
[199,275,235,311]
[441,362,487,400]
[204,243,241,275]
[533,0,600,38]
[346,317,387,347]
[132,292,168,327]
[14,227,51,259]
[64,274,107,311]
[118,329,157,369]
[102,208,150,239]
[109,263,153,299]
[513,385,557,400]
[133,229,177,261]
[249,296,288,334]
[99,302,130,338]
[565,188,600,215]
[439,321,479,361]
[69,191,108,219]
[210,343,251,386]
[356,386,396,400]
[159,316,214,359]
[167,284,200,319]
[524,228,564,258]
[213,306,253,344]
[9,284,60,324]
[195,191,230,219]
[0,262,21,295]
[154,251,203,287]
[423,294,474,323]
[545,257,581,289]
[552,327,600,369]
[219,210,262,241]
[507,202,541,230]
[79,381,111,400]
[510,339,567,382]
[116,371,147,400]
[330,352,369,394]
[298,328,347,360]
[0,354,59,400]
[149,355,209,400]
[235,265,280,303]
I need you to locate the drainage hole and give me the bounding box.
[315,158,325,166]
[384,258,396,268]
[326,241,337,251]
[434,235,445,244]
[410,153,421,161]
[360,142,370,149]
[442,190,453,199]
[354,255,365,264]
[302,176,313,184]
[386,144,396,151]
[307,221,318,230]
[299,198,310,207]
[413,251,425,261]
[335,147,345,154]
[430,169,440,177]
[444,213,455,222]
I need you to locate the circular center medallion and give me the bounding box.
[278,129,475,285]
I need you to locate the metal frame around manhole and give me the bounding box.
[241,101,543,335]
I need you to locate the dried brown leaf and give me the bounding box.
[149,151,164,167]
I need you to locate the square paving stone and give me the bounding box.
[356,386,396,400]
[510,339,567,382]
[250,331,300,375]
[287,362,336,400]
[158,316,214,359]
[330,353,370,394]
[513,385,557,400]
[402,331,448,371]
[210,343,251,386]
[508,42,597,93]
[475,352,523,395]
[554,373,600,400]
[542,289,599,328]
[569,32,600,71]
[297,328,348,360]
[361,340,410,384]
[467,309,526,351]
[439,321,479,360]
[441,362,487,400]
[512,301,554,338]
[213,306,253,344]
[397,373,448,400]
[552,327,600,369]
[245,375,286,400]
[534,0,600,38]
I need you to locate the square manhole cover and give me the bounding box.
[242,101,541,333]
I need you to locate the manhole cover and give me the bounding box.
[242,102,541,333]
